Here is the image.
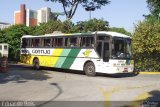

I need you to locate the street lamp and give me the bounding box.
[85,6,95,20]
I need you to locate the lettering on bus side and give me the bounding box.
[32,49,50,55]
[21,49,29,54]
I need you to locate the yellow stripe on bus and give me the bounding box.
[64,34,72,36]
[52,49,64,67]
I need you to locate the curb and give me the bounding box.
[139,72,160,74]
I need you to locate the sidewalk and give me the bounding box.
[139,72,160,74]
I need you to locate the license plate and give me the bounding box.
[123,68,128,72]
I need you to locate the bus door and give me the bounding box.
[103,41,109,62]
[96,41,110,62]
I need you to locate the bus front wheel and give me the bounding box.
[33,59,40,70]
[84,62,96,76]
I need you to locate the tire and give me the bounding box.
[84,62,96,76]
[33,59,40,70]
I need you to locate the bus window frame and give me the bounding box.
[21,34,96,49]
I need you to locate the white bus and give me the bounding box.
[20,31,134,76]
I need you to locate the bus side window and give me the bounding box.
[81,37,94,48]
[103,42,109,62]
[22,38,31,48]
[52,38,55,47]
[31,39,40,47]
[86,37,94,47]
[77,37,81,47]
[81,37,86,47]
[54,38,63,47]
[36,39,40,47]
[70,37,77,47]
[58,38,63,47]
[44,38,51,47]
[64,38,69,47]
[22,38,27,48]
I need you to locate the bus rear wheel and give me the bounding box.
[84,62,96,76]
[33,59,40,70]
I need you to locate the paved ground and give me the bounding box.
[0,64,160,107]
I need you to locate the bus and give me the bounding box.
[20,31,134,76]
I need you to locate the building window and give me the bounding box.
[4,45,8,51]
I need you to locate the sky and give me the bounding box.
[0,0,150,32]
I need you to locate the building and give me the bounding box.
[14,4,26,25]
[26,9,37,26]
[0,22,11,30]
[14,4,55,26]
[37,7,51,24]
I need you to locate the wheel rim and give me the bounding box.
[35,62,39,68]
[87,65,94,74]
[33,60,39,69]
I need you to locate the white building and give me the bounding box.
[14,4,55,26]
[37,7,51,25]
[0,22,11,30]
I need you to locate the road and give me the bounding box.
[0,64,160,107]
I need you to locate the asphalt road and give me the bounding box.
[0,64,160,107]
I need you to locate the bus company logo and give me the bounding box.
[83,50,92,57]
[21,49,29,54]
[32,49,50,55]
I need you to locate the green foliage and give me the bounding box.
[45,0,110,19]
[32,20,63,35]
[0,30,6,43]
[1,25,31,60]
[32,19,109,34]
[132,20,160,71]
[61,20,74,33]
[109,27,131,36]
[147,0,160,19]
[73,18,109,32]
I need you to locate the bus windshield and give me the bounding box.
[112,37,132,59]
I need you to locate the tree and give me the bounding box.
[3,25,32,60]
[0,30,6,43]
[109,27,131,36]
[73,18,109,32]
[132,20,160,71]
[146,0,160,20]
[45,0,110,19]
[32,20,63,35]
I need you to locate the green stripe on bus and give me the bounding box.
[54,49,71,68]
[61,49,81,69]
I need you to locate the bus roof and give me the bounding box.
[97,31,131,38]
[22,31,131,38]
